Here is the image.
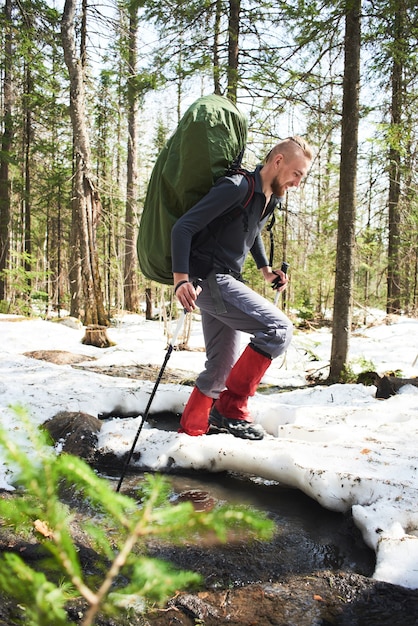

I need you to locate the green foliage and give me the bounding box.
[295,292,315,322]
[242,255,266,293]
[339,356,377,384]
[0,553,74,626]
[0,406,275,625]
[3,0,417,319]
[352,355,376,373]
[339,363,358,384]
[0,251,51,316]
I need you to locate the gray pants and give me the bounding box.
[194,273,293,398]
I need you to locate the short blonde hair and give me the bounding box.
[265,135,313,163]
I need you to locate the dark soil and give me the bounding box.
[143,573,418,626]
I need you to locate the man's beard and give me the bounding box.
[271,175,286,198]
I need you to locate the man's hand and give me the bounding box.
[260,265,289,292]
[173,274,202,312]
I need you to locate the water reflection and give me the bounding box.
[115,469,375,579]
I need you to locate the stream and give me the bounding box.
[99,470,418,626]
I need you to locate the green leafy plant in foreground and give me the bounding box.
[0,406,275,626]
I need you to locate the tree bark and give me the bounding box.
[329,0,361,382]
[23,56,33,292]
[213,0,222,95]
[227,0,240,102]
[124,1,140,312]
[386,6,404,315]
[0,0,13,302]
[82,324,114,348]
[61,0,108,326]
[145,287,152,320]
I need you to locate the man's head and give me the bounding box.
[263,136,313,198]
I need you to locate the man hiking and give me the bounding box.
[172,136,313,440]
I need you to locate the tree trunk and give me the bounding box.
[145,287,152,320]
[0,0,13,302]
[68,157,83,319]
[124,1,140,312]
[82,324,114,348]
[227,0,240,102]
[23,57,33,294]
[61,0,108,326]
[386,6,404,315]
[329,0,361,382]
[213,0,222,95]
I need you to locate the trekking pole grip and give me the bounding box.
[273,262,289,305]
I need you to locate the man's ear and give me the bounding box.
[274,154,283,169]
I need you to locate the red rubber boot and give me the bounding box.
[209,345,271,440]
[178,386,213,436]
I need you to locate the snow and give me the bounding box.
[1,311,418,589]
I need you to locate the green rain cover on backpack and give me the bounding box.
[137,94,248,285]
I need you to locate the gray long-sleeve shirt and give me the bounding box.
[171,165,279,279]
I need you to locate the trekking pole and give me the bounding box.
[274,262,289,306]
[116,309,187,492]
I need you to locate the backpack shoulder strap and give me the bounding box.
[238,169,256,208]
[193,169,255,246]
[219,168,255,226]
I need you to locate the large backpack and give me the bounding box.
[137,94,248,285]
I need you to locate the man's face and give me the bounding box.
[271,154,311,197]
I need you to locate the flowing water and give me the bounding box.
[118,469,375,582]
[108,470,418,626]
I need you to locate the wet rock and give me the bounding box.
[43,410,102,464]
[357,371,418,399]
[42,410,140,471]
[168,593,219,620]
[375,374,418,399]
[173,489,216,512]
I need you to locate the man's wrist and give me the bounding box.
[260,265,272,278]
[174,279,189,293]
